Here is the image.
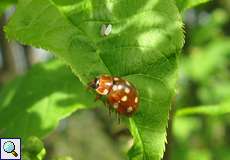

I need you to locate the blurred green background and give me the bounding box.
[173,1,230,160]
[0,0,230,160]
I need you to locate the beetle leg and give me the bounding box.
[104,101,111,116]
[109,106,112,117]
[94,94,102,101]
[116,112,121,124]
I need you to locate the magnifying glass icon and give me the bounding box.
[3,141,18,157]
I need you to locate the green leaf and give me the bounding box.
[176,100,230,116]
[52,156,73,160]
[5,0,184,159]
[0,60,100,140]
[175,0,211,12]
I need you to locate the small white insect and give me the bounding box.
[101,24,112,36]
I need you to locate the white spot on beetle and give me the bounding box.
[125,81,131,86]
[135,97,138,103]
[127,106,133,112]
[118,85,123,90]
[105,82,113,86]
[112,85,118,91]
[113,103,119,109]
[121,95,128,102]
[125,87,130,94]
[102,89,109,95]
[114,77,119,81]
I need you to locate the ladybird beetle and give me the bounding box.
[88,75,139,116]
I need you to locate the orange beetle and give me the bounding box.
[88,75,139,116]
